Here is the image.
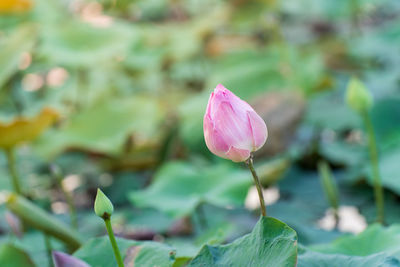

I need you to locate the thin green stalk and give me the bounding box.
[317,161,340,229]
[104,218,124,267]
[363,111,384,224]
[246,155,267,217]
[333,209,340,229]
[51,166,78,229]
[196,203,208,230]
[350,0,360,35]
[5,148,22,195]
[44,235,54,267]
[61,183,78,229]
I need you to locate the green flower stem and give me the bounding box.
[6,193,83,251]
[104,218,124,267]
[333,209,340,229]
[362,111,384,224]
[44,234,54,267]
[5,148,22,195]
[246,155,267,217]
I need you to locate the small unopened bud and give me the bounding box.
[53,251,90,267]
[345,77,373,114]
[94,188,114,220]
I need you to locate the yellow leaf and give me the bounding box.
[0,0,33,13]
[0,108,58,149]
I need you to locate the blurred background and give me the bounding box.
[1,0,400,265]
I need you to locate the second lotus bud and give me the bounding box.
[94,189,114,220]
[346,77,373,114]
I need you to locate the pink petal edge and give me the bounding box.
[225,146,251,162]
[247,110,268,151]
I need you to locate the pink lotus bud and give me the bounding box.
[52,251,90,267]
[203,84,268,162]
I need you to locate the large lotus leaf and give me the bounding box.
[166,204,265,260]
[178,91,209,152]
[74,236,176,267]
[280,0,373,20]
[30,0,72,25]
[139,23,203,63]
[298,249,400,267]
[269,200,340,245]
[136,6,223,62]
[370,98,400,148]
[312,224,400,259]
[0,243,36,267]
[34,96,163,157]
[271,168,331,243]
[305,89,361,131]
[129,161,252,218]
[349,20,400,68]
[0,24,36,89]
[349,20,400,99]
[207,46,325,100]
[207,49,285,98]
[364,146,400,195]
[319,140,366,167]
[269,167,382,245]
[0,107,58,149]
[2,231,64,267]
[359,192,400,226]
[188,216,297,267]
[39,21,133,67]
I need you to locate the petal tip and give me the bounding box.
[215,84,227,92]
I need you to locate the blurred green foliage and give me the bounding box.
[1,0,400,265]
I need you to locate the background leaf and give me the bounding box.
[129,161,251,218]
[74,237,176,267]
[298,249,400,267]
[0,244,36,267]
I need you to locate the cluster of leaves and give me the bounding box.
[1,0,400,266]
